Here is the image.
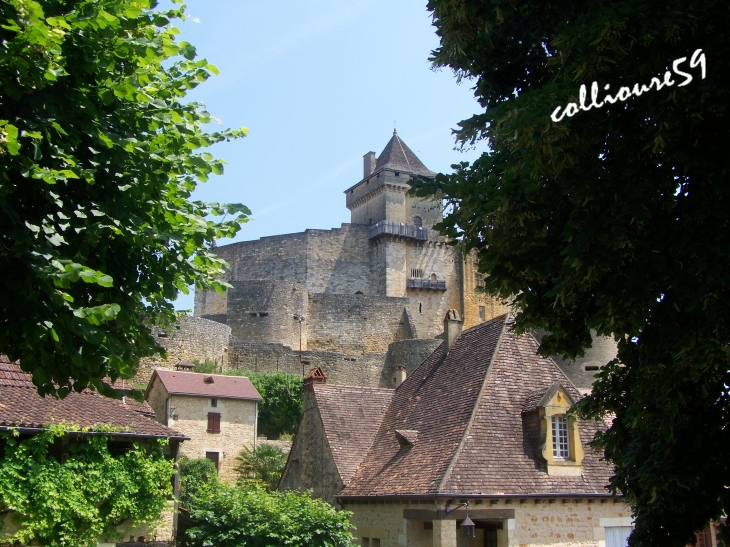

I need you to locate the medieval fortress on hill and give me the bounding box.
[135,131,615,390]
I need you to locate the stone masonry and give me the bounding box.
[192,132,513,388]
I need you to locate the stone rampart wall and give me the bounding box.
[382,339,443,387]
[307,293,410,354]
[227,341,390,387]
[135,316,231,386]
[225,280,308,350]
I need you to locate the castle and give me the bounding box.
[191,130,509,388]
[136,131,614,390]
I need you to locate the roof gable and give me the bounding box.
[148,369,262,401]
[313,384,393,485]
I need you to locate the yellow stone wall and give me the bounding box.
[166,392,257,483]
[343,498,632,547]
[461,250,511,330]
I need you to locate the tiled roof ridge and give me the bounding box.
[524,330,585,400]
[436,315,509,492]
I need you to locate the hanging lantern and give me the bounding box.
[460,516,476,539]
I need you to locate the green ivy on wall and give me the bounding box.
[0,424,175,547]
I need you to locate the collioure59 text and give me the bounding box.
[550,49,706,123]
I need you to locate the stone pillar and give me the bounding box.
[433,519,457,547]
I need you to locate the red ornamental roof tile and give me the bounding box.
[313,384,394,485]
[0,361,186,439]
[340,315,614,498]
[149,369,262,401]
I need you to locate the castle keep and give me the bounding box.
[192,131,509,387]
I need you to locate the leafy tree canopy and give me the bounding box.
[0,0,249,397]
[235,443,287,491]
[0,425,174,546]
[226,371,302,439]
[416,1,730,546]
[185,482,356,547]
[177,455,218,511]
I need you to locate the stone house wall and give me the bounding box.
[135,316,231,385]
[278,392,343,506]
[168,394,257,483]
[343,498,632,547]
[146,379,258,484]
[461,250,512,330]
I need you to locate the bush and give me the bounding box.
[185,483,355,547]
[177,457,218,511]
[226,371,302,439]
[235,444,287,491]
[191,359,219,374]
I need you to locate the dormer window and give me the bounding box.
[522,383,584,476]
[551,415,570,460]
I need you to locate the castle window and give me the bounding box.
[413,216,422,227]
[552,415,570,460]
[430,273,437,281]
[395,172,400,177]
[479,306,485,321]
[475,273,485,288]
[411,268,423,278]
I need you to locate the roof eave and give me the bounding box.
[0,425,190,442]
[166,392,262,401]
[337,492,620,502]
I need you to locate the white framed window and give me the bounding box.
[605,526,632,547]
[552,415,570,459]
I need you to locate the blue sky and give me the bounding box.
[170,1,487,310]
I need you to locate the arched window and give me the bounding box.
[430,273,437,281]
[413,216,422,227]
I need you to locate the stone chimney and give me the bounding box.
[443,309,463,351]
[363,151,376,178]
[393,366,407,388]
[303,366,327,392]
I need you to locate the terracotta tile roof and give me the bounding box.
[0,356,155,417]
[340,315,614,498]
[0,360,186,440]
[149,369,262,401]
[373,130,436,178]
[313,384,394,485]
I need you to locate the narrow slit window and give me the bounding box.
[552,415,570,459]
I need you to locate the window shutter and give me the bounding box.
[207,412,221,433]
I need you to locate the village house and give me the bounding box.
[145,369,262,483]
[0,356,187,544]
[280,314,635,547]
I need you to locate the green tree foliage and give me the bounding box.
[235,444,287,491]
[416,2,729,546]
[227,371,302,439]
[177,456,218,511]
[0,0,249,397]
[190,359,219,374]
[185,483,355,547]
[0,425,174,546]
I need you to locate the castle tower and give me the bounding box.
[344,129,439,228]
[343,131,463,336]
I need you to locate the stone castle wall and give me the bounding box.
[227,341,389,388]
[135,316,231,385]
[224,280,309,350]
[462,250,512,330]
[307,293,410,354]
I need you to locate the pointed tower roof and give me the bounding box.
[374,130,436,178]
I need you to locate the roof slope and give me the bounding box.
[150,369,262,401]
[0,359,186,439]
[341,316,505,496]
[340,316,613,497]
[374,130,436,178]
[314,384,394,485]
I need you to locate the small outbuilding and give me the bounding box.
[146,369,262,482]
